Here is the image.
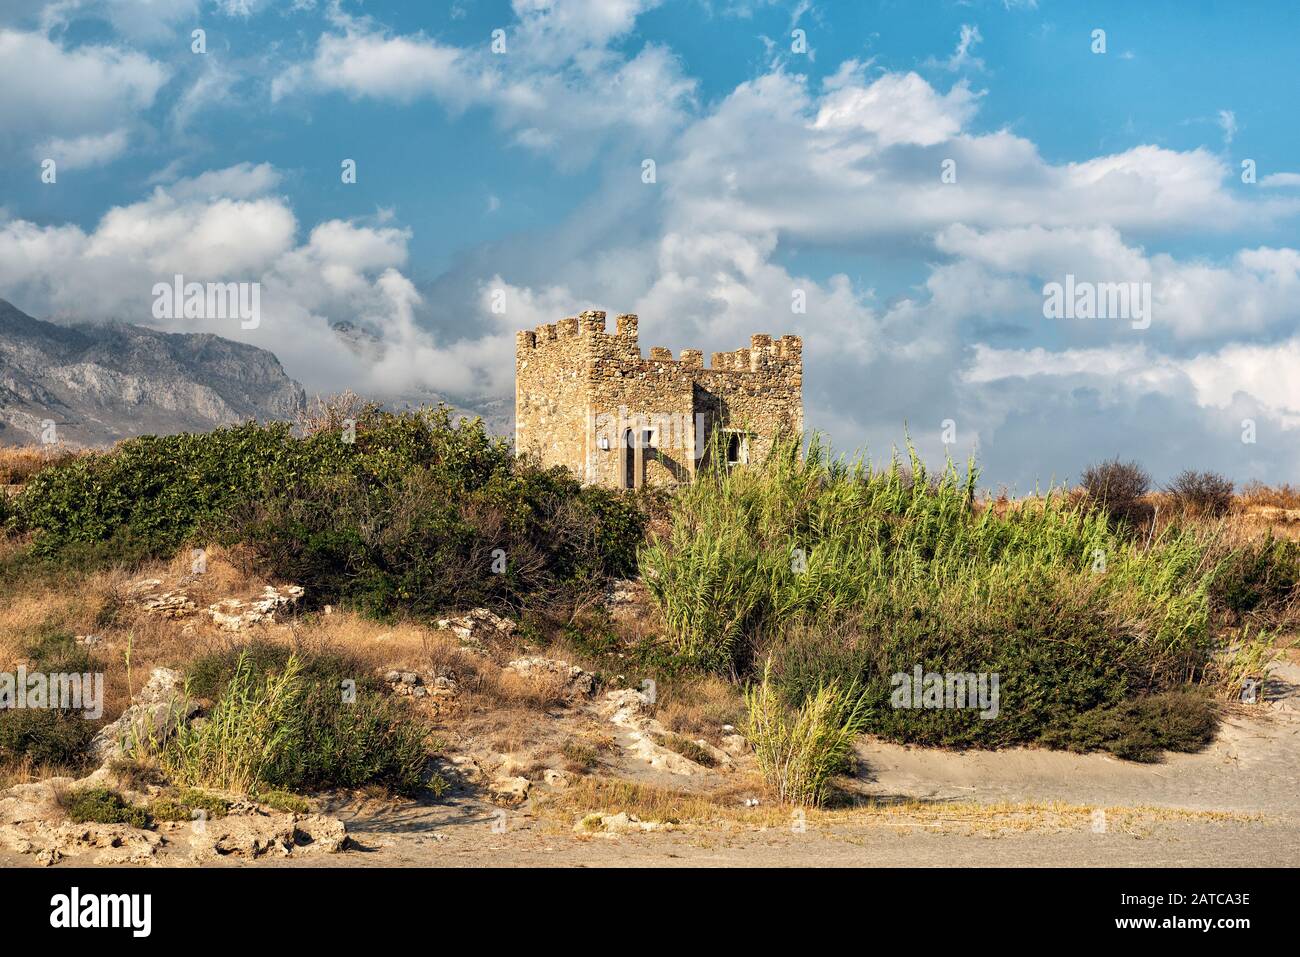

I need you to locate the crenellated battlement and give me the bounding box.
[517,311,802,377]
[516,312,803,488]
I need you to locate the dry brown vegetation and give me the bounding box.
[0,444,87,486]
[537,776,1258,836]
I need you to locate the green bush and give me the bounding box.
[1041,690,1218,762]
[234,458,642,618]
[9,408,643,616]
[255,789,310,814]
[147,788,232,822]
[22,630,98,675]
[643,437,1293,754]
[63,787,150,827]
[156,650,432,796]
[0,709,99,769]
[185,639,378,703]
[1210,535,1300,617]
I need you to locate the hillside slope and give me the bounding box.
[0,298,305,446]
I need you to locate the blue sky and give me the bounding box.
[2,0,1299,488]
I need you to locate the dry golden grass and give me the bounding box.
[540,776,1262,836]
[0,443,86,485]
[655,675,743,744]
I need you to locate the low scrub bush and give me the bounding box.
[0,709,98,769]
[1209,535,1300,618]
[154,650,432,796]
[743,661,869,807]
[8,408,643,617]
[256,789,310,814]
[1040,689,1218,762]
[62,787,149,827]
[185,639,376,702]
[0,631,102,771]
[147,790,231,822]
[1166,470,1234,517]
[1080,458,1153,528]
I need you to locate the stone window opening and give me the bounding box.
[724,430,750,469]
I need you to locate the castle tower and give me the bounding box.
[515,313,802,488]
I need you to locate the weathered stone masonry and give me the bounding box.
[515,311,802,488]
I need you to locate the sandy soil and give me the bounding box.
[4,657,1297,870]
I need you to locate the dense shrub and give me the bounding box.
[7,408,643,616]
[156,650,432,796]
[1080,458,1153,528]
[185,639,378,702]
[1166,470,1234,517]
[10,409,512,557]
[235,462,642,617]
[1040,689,1218,761]
[62,787,150,827]
[1209,535,1300,618]
[642,438,1293,754]
[0,710,98,769]
[0,631,103,770]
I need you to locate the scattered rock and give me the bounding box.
[0,780,68,827]
[487,776,530,808]
[182,800,347,860]
[574,811,676,835]
[207,584,304,631]
[504,657,595,700]
[0,772,347,866]
[0,803,163,866]
[594,690,721,776]
[139,590,197,621]
[124,576,304,631]
[443,755,486,786]
[382,670,458,701]
[543,769,573,788]
[600,688,653,727]
[435,608,516,648]
[720,734,751,757]
[89,668,198,765]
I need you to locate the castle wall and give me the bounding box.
[588,319,696,487]
[694,334,803,469]
[515,318,592,476]
[516,313,802,488]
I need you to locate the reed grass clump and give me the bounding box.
[148,650,431,796]
[643,435,1291,752]
[743,660,870,806]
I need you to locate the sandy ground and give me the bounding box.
[29,703,1283,870]
[4,661,1297,870]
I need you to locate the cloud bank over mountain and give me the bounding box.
[1,0,1298,486]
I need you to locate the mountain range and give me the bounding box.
[0,298,306,447]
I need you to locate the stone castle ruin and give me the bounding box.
[515,311,802,488]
